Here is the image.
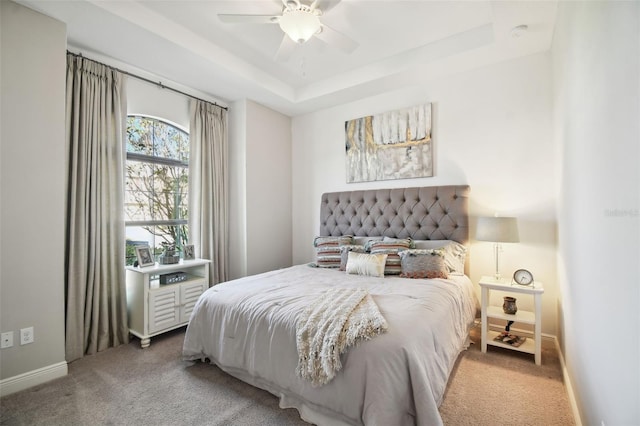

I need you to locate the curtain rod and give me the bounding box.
[67,50,228,111]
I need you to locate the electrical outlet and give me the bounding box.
[20,327,34,345]
[1,331,14,348]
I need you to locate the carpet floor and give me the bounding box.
[0,325,575,425]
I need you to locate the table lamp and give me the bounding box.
[476,216,519,281]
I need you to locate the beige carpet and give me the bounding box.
[440,327,575,425]
[0,326,574,425]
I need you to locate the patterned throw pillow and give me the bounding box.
[313,236,354,268]
[345,252,388,278]
[353,236,384,247]
[368,239,413,275]
[339,245,366,271]
[378,237,415,249]
[412,240,467,274]
[398,249,449,279]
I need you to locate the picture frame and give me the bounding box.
[183,244,195,261]
[135,246,155,267]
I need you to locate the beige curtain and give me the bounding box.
[65,54,129,362]
[189,100,229,284]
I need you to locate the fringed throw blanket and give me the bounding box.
[296,288,388,386]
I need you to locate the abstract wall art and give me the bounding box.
[345,103,433,183]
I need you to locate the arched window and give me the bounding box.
[124,115,189,265]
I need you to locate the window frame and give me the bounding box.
[124,115,190,263]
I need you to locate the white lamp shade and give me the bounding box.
[476,216,520,243]
[279,9,321,43]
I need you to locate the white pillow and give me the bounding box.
[345,252,388,277]
[339,245,366,271]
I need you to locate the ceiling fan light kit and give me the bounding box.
[279,6,321,44]
[218,0,358,60]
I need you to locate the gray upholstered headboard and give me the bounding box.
[319,185,470,245]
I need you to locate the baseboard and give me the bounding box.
[0,361,68,397]
[554,338,583,426]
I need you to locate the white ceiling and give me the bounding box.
[16,0,557,116]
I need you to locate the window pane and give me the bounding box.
[125,227,154,266]
[154,120,189,162]
[126,116,153,155]
[148,164,187,221]
[125,161,154,222]
[126,225,190,266]
[124,189,153,222]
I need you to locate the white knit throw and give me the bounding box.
[295,288,388,386]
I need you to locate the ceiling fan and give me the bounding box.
[218,0,358,61]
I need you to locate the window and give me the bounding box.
[124,116,189,265]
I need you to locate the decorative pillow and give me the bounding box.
[314,235,354,247]
[345,252,387,277]
[368,239,412,275]
[412,239,451,250]
[412,240,467,274]
[353,236,384,247]
[339,245,366,271]
[382,236,415,247]
[313,236,354,268]
[399,249,449,279]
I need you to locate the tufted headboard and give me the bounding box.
[319,185,470,245]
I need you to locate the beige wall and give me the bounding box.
[552,1,640,424]
[4,4,638,423]
[291,52,558,336]
[127,78,190,130]
[229,100,248,279]
[0,1,67,388]
[229,100,292,279]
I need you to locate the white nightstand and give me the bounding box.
[479,275,544,365]
[126,259,211,348]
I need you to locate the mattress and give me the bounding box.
[183,264,477,426]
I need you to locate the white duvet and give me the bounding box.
[182,265,477,426]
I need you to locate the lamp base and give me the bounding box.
[492,275,509,284]
[493,243,504,282]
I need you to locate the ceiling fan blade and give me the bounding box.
[218,14,280,24]
[315,0,342,14]
[315,24,358,54]
[274,35,296,62]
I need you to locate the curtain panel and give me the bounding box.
[65,54,129,362]
[189,100,229,284]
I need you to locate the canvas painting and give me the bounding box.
[345,103,433,183]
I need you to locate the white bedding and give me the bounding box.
[182,264,477,426]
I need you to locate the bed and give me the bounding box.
[183,185,476,426]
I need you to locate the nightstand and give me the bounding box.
[479,276,544,365]
[126,259,211,348]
